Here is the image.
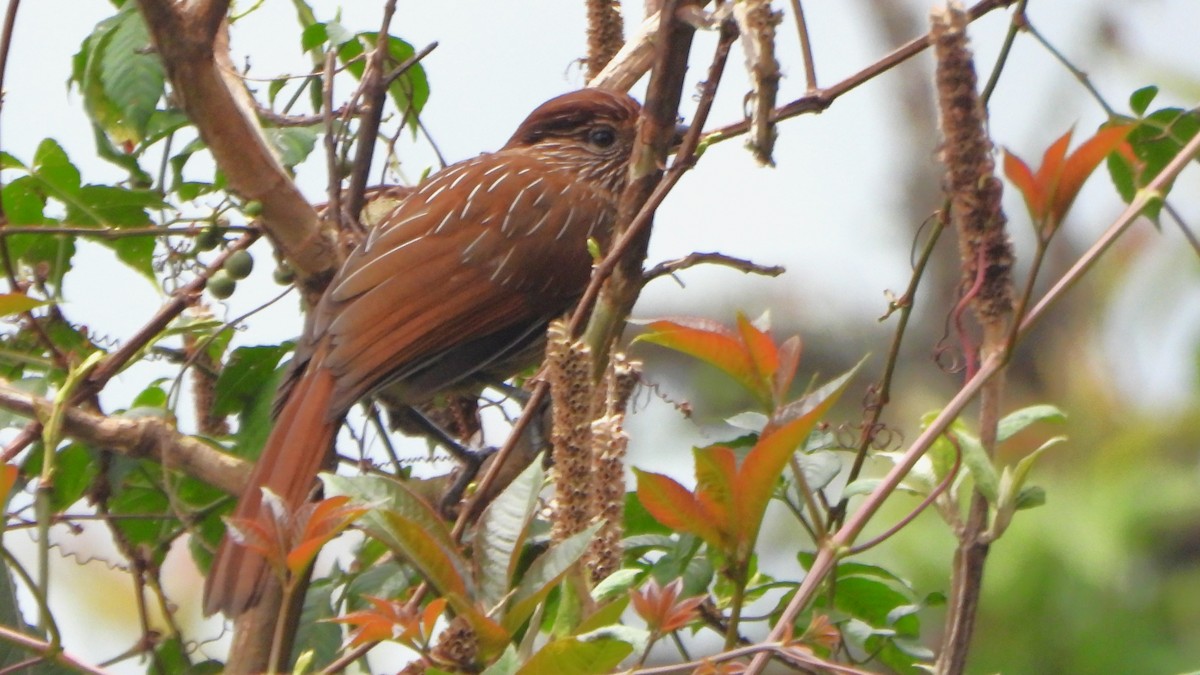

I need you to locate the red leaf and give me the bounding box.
[1034,128,1074,200]
[634,468,723,547]
[1050,123,1134,227]
[421,597,447,640]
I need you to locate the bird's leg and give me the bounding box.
[441,393,553,519]
[387,404,489,466]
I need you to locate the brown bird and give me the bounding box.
[203,88,642,617]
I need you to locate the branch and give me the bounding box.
[704,0,1017,144]
[135,0,336,292]
[0,383,247,495]
[643,251,785,283]
[1,233,258,463]
[0,625,108,675]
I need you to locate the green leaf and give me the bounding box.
[1014,484,1046,510]
[300,23,329,52]
[996,404,1066,442]
[22,443,97,513]
[101,5,164,139]
[294,579,341,668]
[591,569,639,603]
[1130,85,1158,117]
[324,473,470,599]
[212,344,293,418]
[517,631,634,675]
[340,33,430,134]
[75,5,164,145]
[832,576,919,637]
[475,459,544,609]
[32,139,82,200]
[503,522,602,634]
[67,185,162,227]
[481,646,520,675]
[795,450,841,491]
[0,293,45,317]
[578,595,631,634]
[263,125,320,170]
[957,430,998,504]
[232,364,285,461]
[1107,107,1200,223]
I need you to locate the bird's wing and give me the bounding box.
[309,151,616,413]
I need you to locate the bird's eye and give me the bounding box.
[588,126,617,148]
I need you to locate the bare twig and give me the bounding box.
[788,0,818,91]
[0,625,109,675]
[704,0,1017,144]
[643,251,785,282]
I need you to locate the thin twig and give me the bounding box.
[848,433,961,555]
[704,0,1017,144]
[0,624,109,675]
[642,251,785,282]
[1022,17,1116,117]
[788,0,817,91]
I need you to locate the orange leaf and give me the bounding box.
[772,336,802,402]
[420,597,447,640]
[637,318,762,401]
[735,314,779,402]
[285,495,367,575]
[328,596,420,647]
[1050,123,1134,227]
[1034,128,1074,197]
[1003,149,1044,223]
[693,446,737,544]
[0,464,17,513]
[735,363,859,551]
[634,469,724,547]
[631,578,705,634]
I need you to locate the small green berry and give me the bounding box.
[224,250,254,280]
[273,263,296,285]
[194,227,222,252]
[242,200,263,217]
[208,270,236,299]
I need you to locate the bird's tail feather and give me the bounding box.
[203,362,338,617]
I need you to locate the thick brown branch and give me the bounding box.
[136,0,336,293]
[0,383,247,495]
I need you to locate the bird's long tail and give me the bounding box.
[203,361,338,617]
